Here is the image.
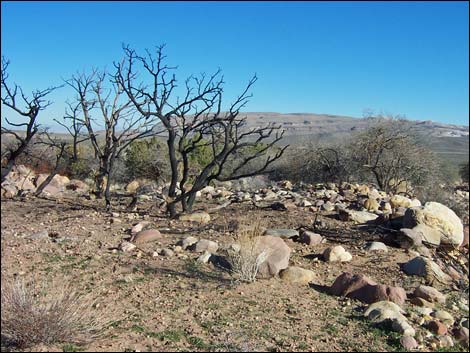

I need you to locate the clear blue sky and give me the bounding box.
[1,1,469,129]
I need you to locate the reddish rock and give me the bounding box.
[299,231,323,245]
[413,285,446,304]
[427,320,447,335]
[329,272,406,305]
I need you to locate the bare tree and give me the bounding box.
[114,45,287,217]
[1,57,59,182]
[65,68,159,210]
[53,101,90,164]
[350,115,440,194]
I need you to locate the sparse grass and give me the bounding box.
[225,219,268,283]
[1,279,109,349]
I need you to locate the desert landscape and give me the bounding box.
[2,1,469,352]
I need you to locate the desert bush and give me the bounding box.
[124,137,170,183]
[225,220,268,283]
[1,279,108,349]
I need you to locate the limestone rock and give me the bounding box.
[403,202,464,247]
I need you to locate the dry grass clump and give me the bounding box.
[226,219,268,283]
[1,279,109,349]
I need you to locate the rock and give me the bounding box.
[298,199,312,207]
[131,229,162,244]
[126,180,140,193]
[413,285,446,304]
[364,198,380,212]
[178,236,199,250]
[432,310,454,326]
[322,201,335,212]
[452,327,469,345]
[197,251,212,263]
[299,231,323,245]
[396,228,423,249]
[462,319,469,329]
[279,266,316,285]
[427,320,447,335]
[461,226,469,249]
[1,184,17,198]
[412,306,433,316]
[402,256,452,283]
[263,229,299,239]
[119,241,136,252]
[131,221,150,235]
[410,297,435,308]
[364,241,388,252]
[189,239,219,253]
[179,211,211,224]
[392,318,416,337]
[338,209,378,224]
[323,246,353,262]
[330,272,406,305]
[390,195,421,209]
[400,336,418,350]
[403,202,464,247]
[437,335,454,348]
[364,301,406,322]
[160,248,174,257]
[255,236,291,278]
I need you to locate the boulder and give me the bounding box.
[279,266,316,285]
[255,235,291,278]
[403,202,464,247]
[131,229,161,244]
[395,228,423,249]
[413,285,446,304]
[179,211,211,224]
[330,272,406,305]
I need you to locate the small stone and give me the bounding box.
[427,320,447,335]
[279,266,316,285]
[432,310,454,326]
[263,229,299,239]
[437,335,454,348]
[27,230,49,240]
[299,231,323,246]
[179,236,199,250]
[400,335,418,350]
[364,241,388,252]
[323,246,352,262]
[197,251,212,263]
[160,248,174,257]
[119,241,136,252]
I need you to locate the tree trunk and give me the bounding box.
[166,130,179,218]
[34,172,58,196]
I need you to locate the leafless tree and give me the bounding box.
[65,68,159,210]
[114,45,287,217]
[1,57,59,182]
[350,115,440,194]
[53,101,90,164]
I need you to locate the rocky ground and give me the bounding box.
[1,166,469,352]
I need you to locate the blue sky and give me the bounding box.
[1,1,469,129]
